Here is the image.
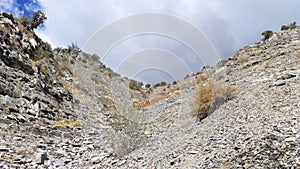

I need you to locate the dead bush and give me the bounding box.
[190,80,237,120]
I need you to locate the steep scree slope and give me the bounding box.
[0,12,300,168]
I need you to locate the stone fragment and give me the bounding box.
[284,137,296,142]
[0,146,10,152]
[274,80,286,86]
[35,152,48,165]
[189,150,199,154]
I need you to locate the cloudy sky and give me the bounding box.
[1,0,300,84]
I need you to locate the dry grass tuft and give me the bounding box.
[54,119,82,127]
[63,81,73,93]
[131,89,181,110]
[31,59,45,67]
[169,90,181,97]
[103,95,116,104]
[40,65,50,75]
[31,58,50,75]
[0,25,11,35]
[4,106,10,113]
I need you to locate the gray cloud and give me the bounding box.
[35,0,300,83]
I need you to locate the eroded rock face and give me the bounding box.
[0,12,74,124]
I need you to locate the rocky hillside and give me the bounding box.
[0,12,299,168]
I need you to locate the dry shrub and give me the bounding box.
[169,90,181,97]
[100,95,116,108]
[190,80,237,120]
[31,58,50,75]
[26,31,34,38]
[56,58,73,76]
[58,102,65,110]
[103,95,116,103]
[196,74,208,84]
[191,81,213,118]
[264,61,270,69]
[63,81,73,93]
[40,65,50,75]
[131,98,150,110]
[0,25,10,35]
[3,106,10,113]
[31,58,45,67]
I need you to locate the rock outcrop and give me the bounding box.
[0,12,74,125]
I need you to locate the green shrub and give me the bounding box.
[281,22,297,31]
[153,83,161,88]
[160,81,167,86]
[262,30,273,40]
[281,25,289,30]
[18,10,46,30]
[290,22,297,29]
[129,80,143,90]
[31,10,47,29]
